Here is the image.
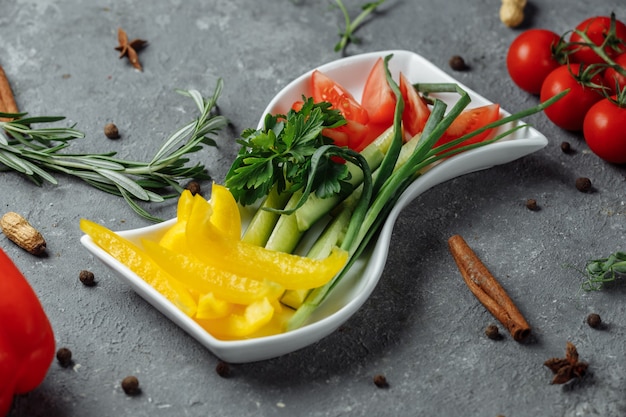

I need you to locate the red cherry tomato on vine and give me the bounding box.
[583,97,626,164]
[569,16,626,65]
[506,29,563,94]
[539,64,604,131]
[603,52,626,94]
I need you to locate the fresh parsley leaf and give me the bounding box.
[224,98,352,207]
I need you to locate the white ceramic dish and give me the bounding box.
[80,50,548,363]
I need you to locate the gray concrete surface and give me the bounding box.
[2,1,626,416]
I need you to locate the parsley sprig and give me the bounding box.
[225,98,357,209]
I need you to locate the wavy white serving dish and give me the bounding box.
[81,50,548,363]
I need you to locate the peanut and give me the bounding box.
[1,211,47,255]
[500,0,526,28]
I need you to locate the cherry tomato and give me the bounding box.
[506,29,563,94]
[435,104,501,150]
[399,72,431,139]
[583,97,626,164]
[539,64,604,131]
[310,69,369,125]
[361,57,397,126]
[569,16,626,65]
[603,52,626,94]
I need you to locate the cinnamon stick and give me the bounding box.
[0,65,19,121]
[448,234,531,342]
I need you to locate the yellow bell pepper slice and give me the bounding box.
[80,219,197,317]
[196,292,234,319]
[196,297,275,339]
[186,196,348,290]
[142,239,284,304]
[208,183,242,239]
[176,189,195,220]
[158,189,195,250]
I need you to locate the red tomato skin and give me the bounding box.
[583,98,626,164]
[361,57,397,126]
[311,70,369,124]
[569,16,626,65]
[539,64,604,131]
[399,72,431,138]
[603,53,626,94]
[435,104,500,150]
[506,29,563,94]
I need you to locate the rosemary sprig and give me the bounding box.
[333,0,386,53]
[0,80,227,222]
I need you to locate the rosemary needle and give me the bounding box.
[0,79,227,222]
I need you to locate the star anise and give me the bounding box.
[544,341,588,384]
[115,27,148,71]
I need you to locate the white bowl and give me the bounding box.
[80,50,548,363]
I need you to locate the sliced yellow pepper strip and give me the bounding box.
[208,183,242,239]
[195,297,275,339]
[186,195,349,290]
[158,189,195,250]
[80,219,197,317]
[196,292,234,320]
[142,239,284,304]
[176,189,195,220]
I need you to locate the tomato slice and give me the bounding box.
[323,119,369,151]
[311,70,369,125]
[399,72,431,139]
[361,57,397,126]
[435,104,500,150]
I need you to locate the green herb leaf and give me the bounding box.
[224,98,350,207]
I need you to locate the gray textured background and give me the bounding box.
[2,1,626,416]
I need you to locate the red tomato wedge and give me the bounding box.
[399,72,431,139]
[311,70,369,125]
[435,104,500,150]
[323,119,369,151]
[361,57,397,126]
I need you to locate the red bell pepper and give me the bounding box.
[0,247,55,416]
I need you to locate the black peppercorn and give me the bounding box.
[560,141,572,154]
[525,198,539,211]
[79,270,96,287]
[216,361,230,378]
[121,375,140,395]
[485,324,503,340]
[587,313,602,329]
[56,347,73,367]
[575,177,592,192]
[449,55,469,71]
[104,123,120,139]
[186,181,201,196]
[373,374,389,388]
